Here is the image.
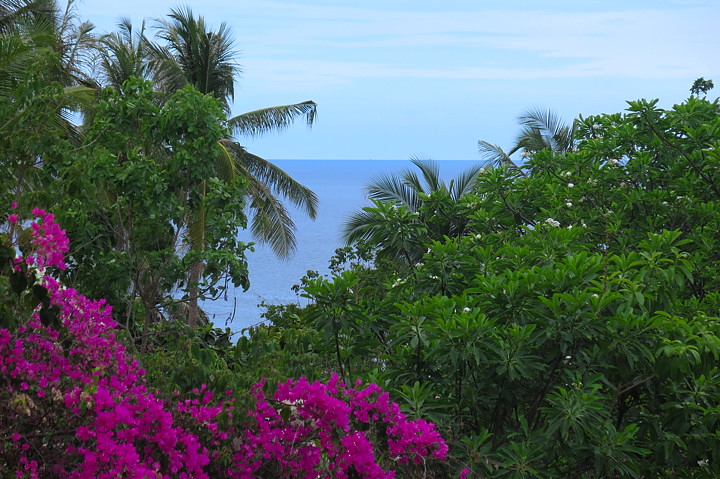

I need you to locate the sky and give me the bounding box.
[80,0,720,161]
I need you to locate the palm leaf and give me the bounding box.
[341,208,384,246]
[245,175,297,259]
[229,101,317,137]
[365,172,419,211]
[478,141,520,169]
[517,107,575,153]
[150,6,238,108]
[408,156,442,193]
[451,162,486,200]
[97,18,152,89]
[219,139,318,219]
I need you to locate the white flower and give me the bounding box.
[662,201,669,206]
[463,307,471,313]
[581,222,587,228]
[545,218,560,228]
[474,233,482,239]
[566,202,573,207]
[567,182,574,188]
[563,171,572,177]
[566,225,573,230]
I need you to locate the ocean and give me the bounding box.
[201,159,482,334]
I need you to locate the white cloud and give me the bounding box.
[224,2,718,86]
[83,0,718,84]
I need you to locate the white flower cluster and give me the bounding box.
[545,218,561,228]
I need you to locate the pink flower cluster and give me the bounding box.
[27,207,70,271]
[173,375,449,478]
[2,213,209,478]
[233,375,448,478]
[1,209,451,478]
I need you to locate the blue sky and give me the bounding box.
[81,0,720,161]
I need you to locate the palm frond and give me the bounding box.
[341,208,382,246]
[249,184,296,259]
[223,151,297,258]
[478,141,520,169]
[451,163,486,200]
[0,31,31,96]
[229,101,317,137]
[187,194,208,251]
[219,139,318,219]
[517,107,575,154]
[409,156,442,193]
[365,172,419,211]
[215,138,240,181]
[150,6,238,108]
[97,18,151,89]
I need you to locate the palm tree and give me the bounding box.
[343,158,485,267]
[140,7,318,326]
[478,108,577,169]
[148,7,235,110]
[147,7,319,258]
[1,0,96,205]
[96,18,151,91]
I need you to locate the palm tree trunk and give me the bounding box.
[187,260,205,328]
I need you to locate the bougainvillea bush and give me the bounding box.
[0,209,450,478]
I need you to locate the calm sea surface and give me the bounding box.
[201,159,481,334]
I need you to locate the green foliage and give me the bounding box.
[258,90,720,478]
[38,78,251,330]
[343,158,483,268]
[2,2,317,331]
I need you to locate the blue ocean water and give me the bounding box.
[202,159,481,333]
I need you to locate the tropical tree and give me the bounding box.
[0,0,96,211]
[91,7,319,325]
[478,107,577,169]
[342,157,484,267]
[147,6,319,259]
